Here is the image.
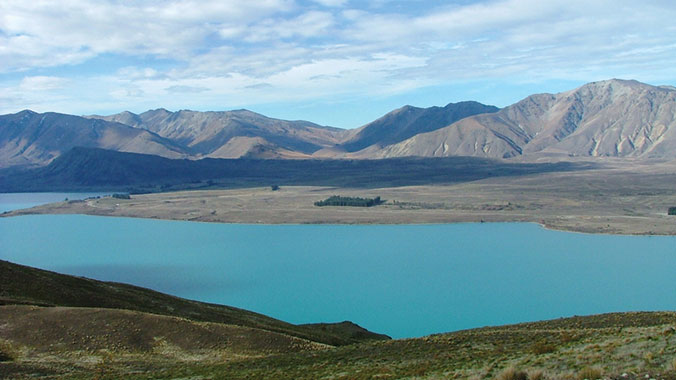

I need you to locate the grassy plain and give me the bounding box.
[8,159,676,235]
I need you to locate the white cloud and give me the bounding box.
[242,11,336,42]
[1,0,676,119]
[19,76,68,91]
[312,0,348,7]
[0,0,295,71]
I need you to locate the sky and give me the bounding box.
[1,0,676,129]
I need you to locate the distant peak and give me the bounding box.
[443,100,499,109]
[139,108,173,117]
[230,108,260,116]
[583,78,645,89]
[393,105,420,113]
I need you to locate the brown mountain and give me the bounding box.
[91,108,349,158]
[0,110,188,168]
[336,101,499,153]
[4,79,675,169]
[374,79,676,159]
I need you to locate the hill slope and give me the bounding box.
[376,79,676,159]
[2,261,675,379]
[0,110,188,168]
[0,259,389,347]
[0,146,590,192]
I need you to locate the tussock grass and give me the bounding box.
[496,367,528,380]
[577,366,603,380]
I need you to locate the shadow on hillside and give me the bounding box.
[0,147,598,192]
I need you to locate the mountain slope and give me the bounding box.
[0,110,189,168]
[338,101,499,153]
[0,146,588,192]
[92,108,349,158]
[4,79,675,166]
[376,79,676,159]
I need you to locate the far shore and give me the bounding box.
[5,162,676,236]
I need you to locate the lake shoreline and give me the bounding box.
[3,181,676,236]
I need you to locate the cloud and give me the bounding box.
[165,85,209,93]
[19,76,68,91]
[1,0,675,120]
[312,0,348,7]
[243,11,336,42]
[0,0,295,71]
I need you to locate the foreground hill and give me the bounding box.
[0,259,388,347]
[90,108,348,158]
[0,110,188,168]
[376,79,676,159]
[1,261,675,379]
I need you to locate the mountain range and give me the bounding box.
[1,79,675,169]
[374,79,676,159]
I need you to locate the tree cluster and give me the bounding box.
[314,195,384,207]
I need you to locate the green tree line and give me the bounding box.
[314,195,384,207]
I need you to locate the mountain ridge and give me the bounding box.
[374,79,676,159]
[3,79,676,168]
[0,110,190,168]
[88,108,349,159]
[334,100,499,153]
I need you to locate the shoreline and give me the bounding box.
[3,182,676,236]
[4,211,670,237]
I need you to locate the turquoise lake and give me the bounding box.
[1,210,676,338]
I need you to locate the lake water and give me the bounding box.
[0,192,112,213]
[1,212,675,339]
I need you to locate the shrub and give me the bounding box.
[271,185,280,191]
[577,367,602,380]
[669,207,676,215]
[528,370,545,380]
[532,340,557,355]
[496,367,528,380]
[112,193,131,199]
[0,347,13,362]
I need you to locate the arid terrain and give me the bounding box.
[6,158,676,235]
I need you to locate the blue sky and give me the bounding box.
[1,0,675,129]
